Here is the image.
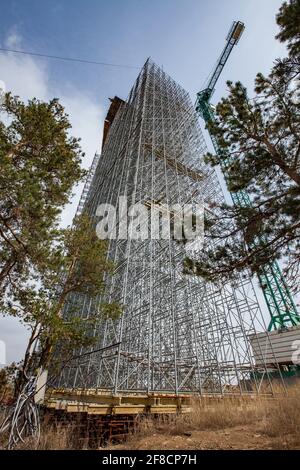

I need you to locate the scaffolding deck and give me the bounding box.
[50,59,286,396]
[45,388,278,416]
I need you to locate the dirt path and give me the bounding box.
[109,423,298,450]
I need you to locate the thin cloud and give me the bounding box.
[5,27,22,49]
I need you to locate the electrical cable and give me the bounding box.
[0,47,140,70]
[0,340,123,448]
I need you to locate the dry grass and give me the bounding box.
[262,387,300,448]
[1,385,300,450]
[126,398,266,442]
[0,420,85,450]
[15,425,71,450]
[125,385,300,449]
[182,397,266,431]
[26,424,85,450]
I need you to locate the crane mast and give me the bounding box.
[195,21,300,331]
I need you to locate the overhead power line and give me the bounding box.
[0,46,140,70]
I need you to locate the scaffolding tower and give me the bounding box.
[55,60,284,395]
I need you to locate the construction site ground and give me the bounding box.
[107,422,299,450]
[104,387,300,451]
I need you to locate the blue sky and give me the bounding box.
[1,0,286,106]
[0,0,287,364]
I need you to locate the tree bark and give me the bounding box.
[263,138,300,186]
[0,258,16,286]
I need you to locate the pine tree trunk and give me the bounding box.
[0,258,16,286]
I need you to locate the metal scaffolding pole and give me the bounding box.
[54,60,285,395]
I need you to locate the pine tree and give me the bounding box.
[0,93,85,293]
[5,214,121,386]
[184,1,300,292]
[0,94,121,388]
[277,0,300,58]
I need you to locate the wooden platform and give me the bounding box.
[43,389,279,447]
[45,388,193,415]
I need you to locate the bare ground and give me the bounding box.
[109,422,299,450]
[107,387,300,450]
[1,385,300,450]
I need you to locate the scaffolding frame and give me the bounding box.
[54,60,285,396]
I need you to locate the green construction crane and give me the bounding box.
[195,21,300,332]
